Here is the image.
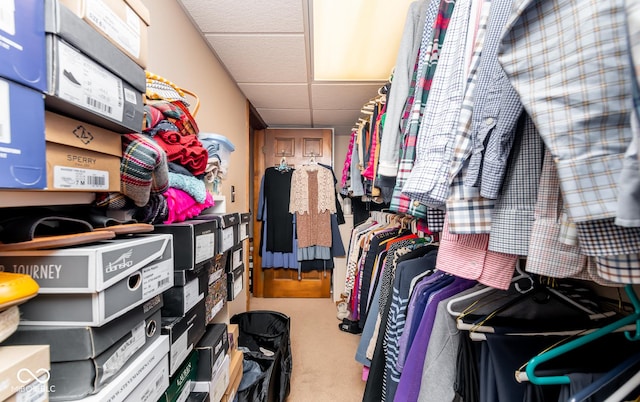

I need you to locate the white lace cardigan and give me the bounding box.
[289,165,337,214]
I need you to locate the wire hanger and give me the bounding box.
[523,284,640,386]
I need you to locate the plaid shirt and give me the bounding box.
[500,0,640,284]
[463,0,523,200]
[401,0,473,207]
[389,0,455,230]
[499,0,640,247]
[488,113,543,255]
[442,0,494,234]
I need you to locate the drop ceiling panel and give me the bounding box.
[179,0,304,33]
[205,34,308,83]
[239,83,309,109]
[257,108,312,126]
[311,83,384,109]
[313,109,362,126]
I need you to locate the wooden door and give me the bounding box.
[252,128,333,298]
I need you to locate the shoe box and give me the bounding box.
[153,220,217,271]
[0,345,50,402]
[228,243,243,273]
[209,251,227,286]
[44,308,161,400]
[194,324,228,383]
[221,348,243,402]
[74,334,169,402]
[206,273,227,324]
[226,264,244,302]
[193,213,240,254]
[158,350,198,402]
[58,0,150,68]
[162,262,208,317]
[192,353,229,402]
[12,235,174,326]
[44,0,145,134]
[4,293,162,361]
[187,392,210,402]
[44,111,122,192]
[0,0,47,93]
[238,212,251,242]
[0,77,47,190]
[0,234,172,293]
[161,297,206,376]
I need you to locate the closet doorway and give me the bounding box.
[252,128,333,298]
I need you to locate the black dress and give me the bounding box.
[263,167,294,253]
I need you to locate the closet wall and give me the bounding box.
[141,0,250,316]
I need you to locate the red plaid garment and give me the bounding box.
[390,0,456,232]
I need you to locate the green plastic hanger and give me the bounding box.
[525,284,640,385]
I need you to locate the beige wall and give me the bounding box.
[142,0,249,318]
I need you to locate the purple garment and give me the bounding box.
[395,271,447,372]
[394,277,476,402]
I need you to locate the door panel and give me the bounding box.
[252,128,333,298]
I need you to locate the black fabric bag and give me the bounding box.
[231,310,292,402]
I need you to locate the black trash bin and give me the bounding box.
[230,310,292,402]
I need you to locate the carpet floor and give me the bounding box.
[248,297,366,402]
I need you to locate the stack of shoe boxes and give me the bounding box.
[0,1,47,190]
[227,212,250,301]
[221,324,243,402]
[192,323,230,402]
[41,0,148,194]
[0,234,174,400]
[153,219,220,401]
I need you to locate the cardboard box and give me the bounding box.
[227,324,239,351]
[46,309,161,400]
[228,244,243,273]
[4,294,162,362]
[174,259,210,287]
[45,0,145,91]
[153,220,217,271]
[195,324,228,382]
[75,335,169,402]
[227,264,244,302]
[0,345,50,402]
[162,266,208,317]
[239,212,251,241]
[45,110,122,154]
[158,350,198,402]
[124,353,169,402]
[162,298,206,376]
[221,349,243,402]
[206,274,227,324]
[194,213,239,254]
[0,234,173,293]
[192,353,230,402]
[59,0,149,68]
[0,78,47,189]
[0,0,47,92]
[209,251,227,286]
[18,250,174,326]
[45,34,144,134]
[45,141,119,191]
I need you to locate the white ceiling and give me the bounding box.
[177,0,389,136]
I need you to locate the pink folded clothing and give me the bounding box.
[163,188,214,224]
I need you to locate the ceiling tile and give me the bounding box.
[257,108,312,126]
[311,83,384,109]
[239,84,309,109]
[179,0,304,33]
[313,109,361,126]
[206,34,308,83]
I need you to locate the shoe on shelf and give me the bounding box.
[0,306,19,343]
[0,272,39,311]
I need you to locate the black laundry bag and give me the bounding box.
[230,310,292,402]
